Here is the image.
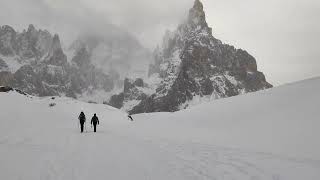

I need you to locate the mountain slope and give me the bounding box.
[0,77,319,180]
[134,77,320,159]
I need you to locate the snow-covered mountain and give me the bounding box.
[0,24,151,101]
[110,0,272,114]
[0,77,319,179]
[1,0,272,112]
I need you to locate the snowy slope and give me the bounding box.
[133,77,320,159]
[0,78,320,180]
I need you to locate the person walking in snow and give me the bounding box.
[91,114,100,133]
[78,111,86,133]
[128,115,134,121]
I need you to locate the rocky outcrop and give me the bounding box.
[0,86,13,92]
[129,0,272,114]
[108,78,149,111]
[108,92,125,109]
[0,86,28,96]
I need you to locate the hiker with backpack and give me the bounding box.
[91,114,100,133]
[78,111,86,133]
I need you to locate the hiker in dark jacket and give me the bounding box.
[78,112,86,133]
[91,114,100,132]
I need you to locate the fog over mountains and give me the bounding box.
[0,0,273,114]
[0,23,151,103]
[0,1,319,179]
[3,0,320,114]
[1,0,320,86]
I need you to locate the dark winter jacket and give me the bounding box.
[91,115,99,125]
[79,112,86,124]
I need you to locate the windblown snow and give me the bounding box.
[0,77,320,180]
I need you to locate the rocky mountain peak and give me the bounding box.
[193,0,204,11]
[1,25,15,33]
[125,0,272,114]
[0,25,17,56]
[188,0,207,28]
[45,34,67,66]
[0,25,116,100]
[51,34,62,54]
[27,24,36,33]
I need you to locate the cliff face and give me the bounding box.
[128,0,272,114]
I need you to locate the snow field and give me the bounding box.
[0,77,320,179]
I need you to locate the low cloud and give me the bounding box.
[1,0,320,85]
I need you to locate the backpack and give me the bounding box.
[92,116,99,124]
[79,113,86,123]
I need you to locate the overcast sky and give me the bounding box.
[1,0,319,86]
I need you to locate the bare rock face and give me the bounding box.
[13,24,53,59]
[0,86,13,92]
[0,25,17,56]
[0,71,14,86]
[0,58,8,71]
[108,78,148,111]
[45,34,67,67]
[108,92,125,109]
[128,0,272,114]
[70,46,114,93]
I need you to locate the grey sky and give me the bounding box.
[0,0,319,86]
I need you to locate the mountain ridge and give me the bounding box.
[1,0,272,113]
[109,0,272,114]
[0,24,115,98]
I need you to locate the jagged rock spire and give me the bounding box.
[27,24,36,33]
[193,0,204,11]
[51,34,62,53]
[131,0,272,115]
[47,34,68,66]
[188,0,208,28]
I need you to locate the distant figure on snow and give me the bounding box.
[91,114,100,132]
[78,111,86,133]
[128,115,134,121]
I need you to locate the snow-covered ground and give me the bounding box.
[0,77,320,180]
